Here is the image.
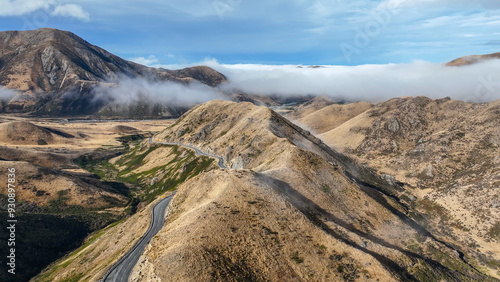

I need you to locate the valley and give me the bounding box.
[0,116,175,281]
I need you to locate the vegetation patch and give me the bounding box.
[76,143,215,206]
[203,247,263,281]
[290,251,304,263]
[416,198,450,223]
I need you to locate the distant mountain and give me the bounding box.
[447,52,500,66]
[0,28,226,116]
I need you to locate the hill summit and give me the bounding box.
[447,52,500,66]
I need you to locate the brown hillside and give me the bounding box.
[0,160,127,208]
[132,100,491,281]
[295,96,500,277]
[133,170,397,281]
[287,96,336,120]
[37,100,497,281]
[0,121,62,145]
[110,125,139,134]
[292,101,372,134]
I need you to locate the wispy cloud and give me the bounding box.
[0,0,53,16]
[0,0,89,21]
[51,4,90,21]
[483,40,500,46]
[0,87,16,100]
[92,77,224,105]
[130,55,160,67]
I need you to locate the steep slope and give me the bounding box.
[447,52,500,66]
[0,28,226,115]
[37,99,497,281]
[133,170,396,281]
[294,96,500,277]
[126,100,492,281]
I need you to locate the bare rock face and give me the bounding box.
[386,117,400,133]
[381,173,396,186]
[231,155,245,169]
[0,28,226,116]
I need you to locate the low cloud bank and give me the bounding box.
[92,78,224,105]
[90,59,500,105]
[0,87,16,100]
[199,59,500,103]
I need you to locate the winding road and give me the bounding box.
[149,137,227,169]
[103,193,175,282]
[103,139,226,281]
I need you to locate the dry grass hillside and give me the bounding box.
[293,101,372,134]
[133,170,396,282]
[127,100,492,281]
[32,99,498,281]
[34,193,171,282]
[110,125,139,134]
[287,96,337,120]
[288,96,500,278]
[0,160,127,208]
[0,118,172,210]
[0,121,72,145]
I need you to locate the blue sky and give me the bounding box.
[1,0,500,66]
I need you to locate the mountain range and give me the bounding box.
[0,28,226,116]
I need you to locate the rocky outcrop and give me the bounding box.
[231,155,245,169]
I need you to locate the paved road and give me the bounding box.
[103,193,175,282]
[149,137,227,169]
[103,138,225,281]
